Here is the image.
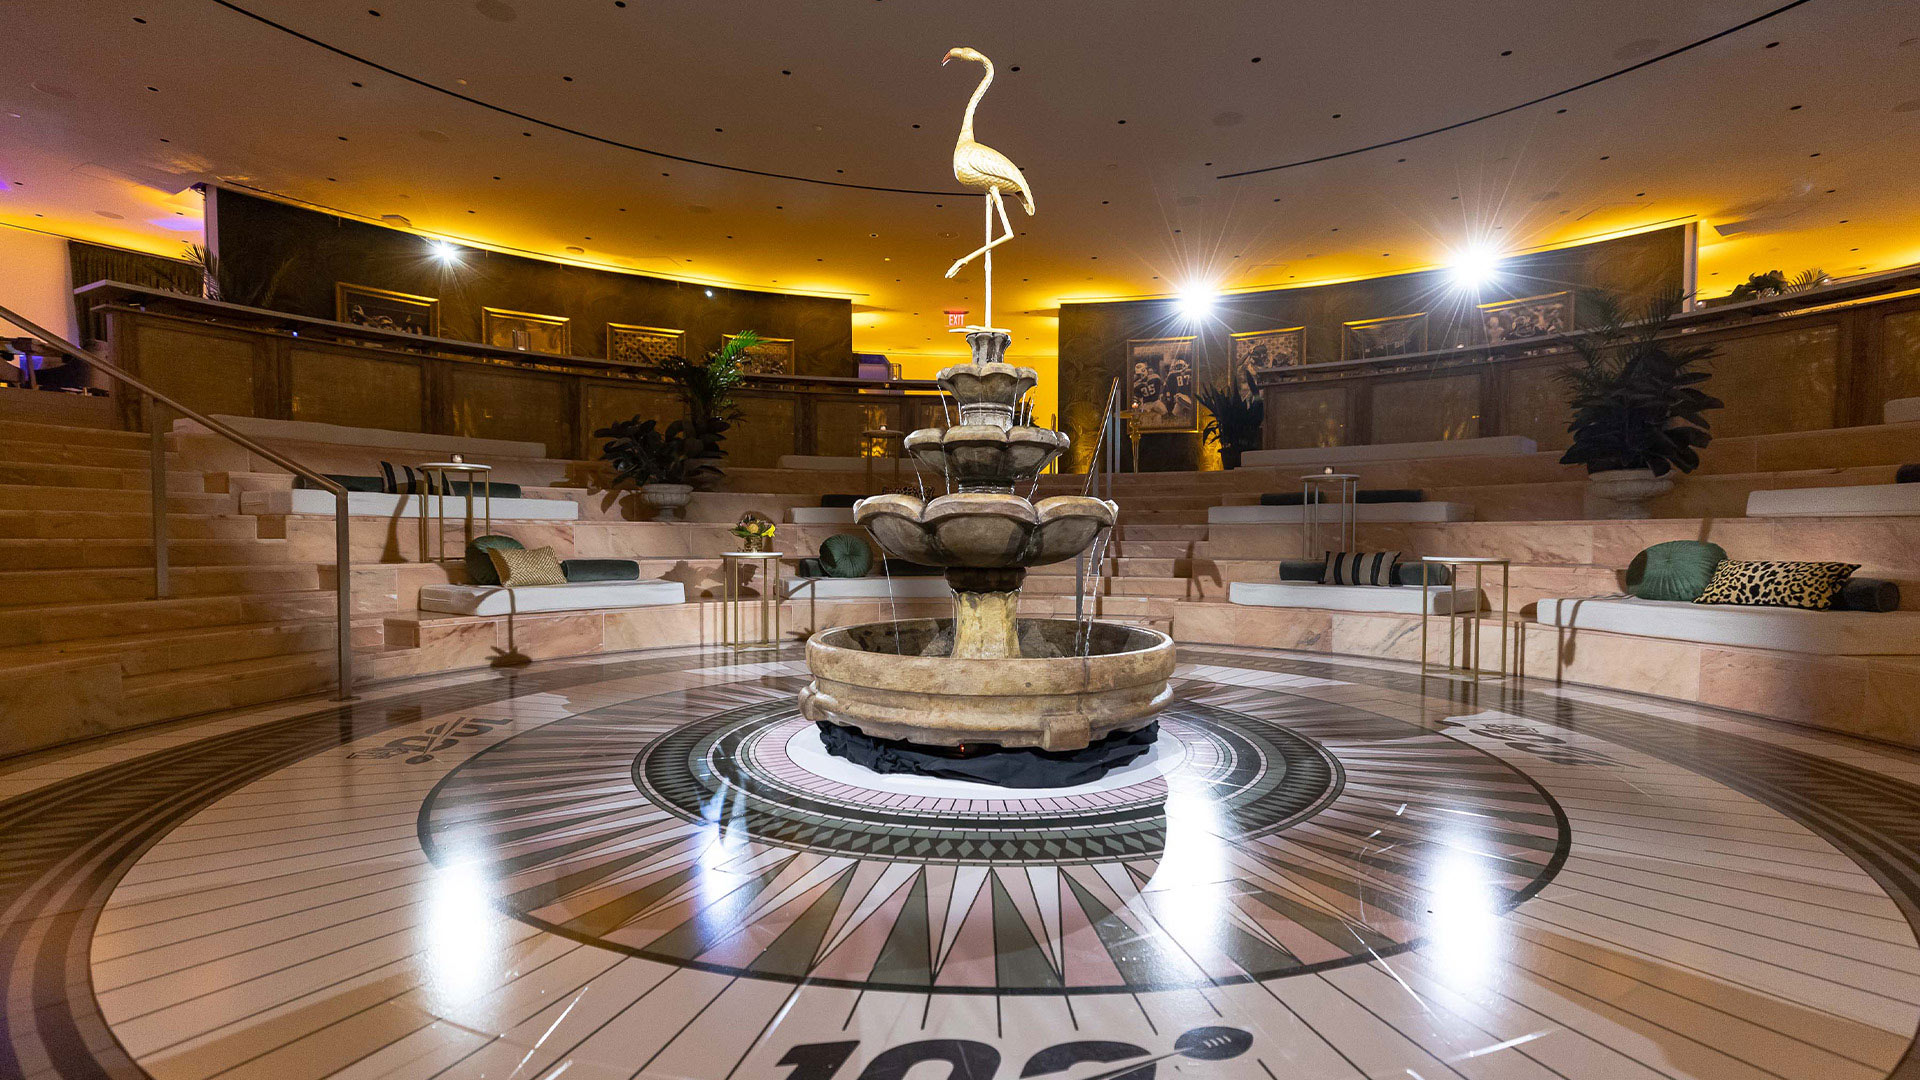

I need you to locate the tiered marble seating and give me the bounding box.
[6,400,1919,758]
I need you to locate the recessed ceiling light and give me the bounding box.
[145,85,159,92]
[1789,104,1802,110]
[1010,66,1020,72]
[1117,119,1127,125]
[133,16,147,23]
[566,245,585,254]
[1500,49,1512,56]
[562,75,574,82]
[1250,56,1261,62]
[351,81,363,87]
[1765,41,1780,48]
[1809,152,1821,157]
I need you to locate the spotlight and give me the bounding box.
[1175,285,1215,321]
[428,240,461,264]
[704,288,714,298]
[1450,246,1502,288]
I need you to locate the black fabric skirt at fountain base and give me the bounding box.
[816,720,1159,788]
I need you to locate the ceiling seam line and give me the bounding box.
[1216,0,1821,179]
[205,0,968,198]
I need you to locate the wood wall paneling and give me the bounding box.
[289,345,425,432]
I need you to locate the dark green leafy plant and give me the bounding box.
[657,330,760,460]
[1196,369,1266,470]
[1557,290,1721,477]
[180,243,297,309]
[1727,267,1827,302]
[594,417,713,487]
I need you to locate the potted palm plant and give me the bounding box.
[595,417,711,520]
[1196,369,1266,470]
[658,331,759,489]
[1557,291,1721,519]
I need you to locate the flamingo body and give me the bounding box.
[941,46,1035,289]
[954,140,1035,215]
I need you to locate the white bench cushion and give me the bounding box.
[1535,596,1920,655]
[1229,580,1485,615]
[1744,483,1920,517]
[1886,397,1920,425]
[1208,502,1473,524]
[783,577,949,599]
[419,579,684,616]
[1241,436,1535,468]
[243,488,580,520]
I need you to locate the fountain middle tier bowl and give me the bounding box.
[799,618,1175,751]
[855,492,1116,568]
[904,425,1067,490]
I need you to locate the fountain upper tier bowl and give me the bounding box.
[799,618,1176,751]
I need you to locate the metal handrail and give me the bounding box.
[0,302,354,701]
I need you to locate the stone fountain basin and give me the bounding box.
[854,492,1116,568]
[904,425,1067,485]
[799,618,1175,751]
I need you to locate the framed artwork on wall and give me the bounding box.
[335,283,439,337]
[1478,290,1573,344]
[1125,336,1197,433]
[1342,312,1428,361]
[482,307,572,356]
[1230,326,1306,383]
[725,333,795,376]
[607,323,684,366]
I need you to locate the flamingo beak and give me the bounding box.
[940,53,953,66]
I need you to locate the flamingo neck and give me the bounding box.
[960,59,993,142]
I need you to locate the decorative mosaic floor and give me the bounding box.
[3,644,1918,1080]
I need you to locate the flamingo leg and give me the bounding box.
[945,187,1015,280]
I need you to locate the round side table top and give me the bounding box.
[722,551,785,559]
[1300,472,1361,482]
[418,462,492,473]
[1419,555,1510,564]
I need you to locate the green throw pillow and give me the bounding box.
[1625,540,1727,601]
[465,534,524,586]
[818,533,873,578]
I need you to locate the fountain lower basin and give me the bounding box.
[799,618,1175,752]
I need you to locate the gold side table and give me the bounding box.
[1417,555,1512,679]
[417,461,492,562]
[1301,471,1359,559]
[721,551,784,650]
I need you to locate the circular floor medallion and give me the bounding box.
[417,675,1570,993]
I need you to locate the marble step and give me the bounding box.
[0,440,175,470]
[0,563,325,607]
[0,486,238,513]
[0,418,159,450]
[1021,574,1216,600]
[0,591,343,648]
[1028,558,1181,578]
[0,461,210,491]
[0,510,263,540]
[121,652,340,727]
[4,617,375,678]
[0,536,294,570]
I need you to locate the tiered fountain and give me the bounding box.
[799,329,1175,783]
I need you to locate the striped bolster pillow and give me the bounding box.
[1324,550,1400,587]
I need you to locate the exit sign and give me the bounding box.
[944,309,968,328]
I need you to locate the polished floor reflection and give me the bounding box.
[3,644,1918,1080]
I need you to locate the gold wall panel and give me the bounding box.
[813,399,904,458]
[728,395,799,468]
[1266,385,1349,448]
[1370,374,1482,443]
[1705,326,1838,438]
[582,383,681,444]
[133,323,257,417]
[288,347,423,432]
[1880,310,1920,405]
[1501,361,1575,451]
[447,365,573,456]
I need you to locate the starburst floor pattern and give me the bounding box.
[2,644,1918,1080]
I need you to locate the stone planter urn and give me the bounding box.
[639,482,694,521]
[1584,467,1673,519]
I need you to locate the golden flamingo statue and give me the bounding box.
[941,46,1034,329]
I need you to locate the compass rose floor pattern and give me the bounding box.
[3,645,1920,1080]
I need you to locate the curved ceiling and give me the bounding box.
[3,0,1917,361]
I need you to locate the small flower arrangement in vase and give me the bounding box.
[732,512,776,552]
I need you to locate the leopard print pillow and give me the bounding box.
[1692,560,1859,610]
